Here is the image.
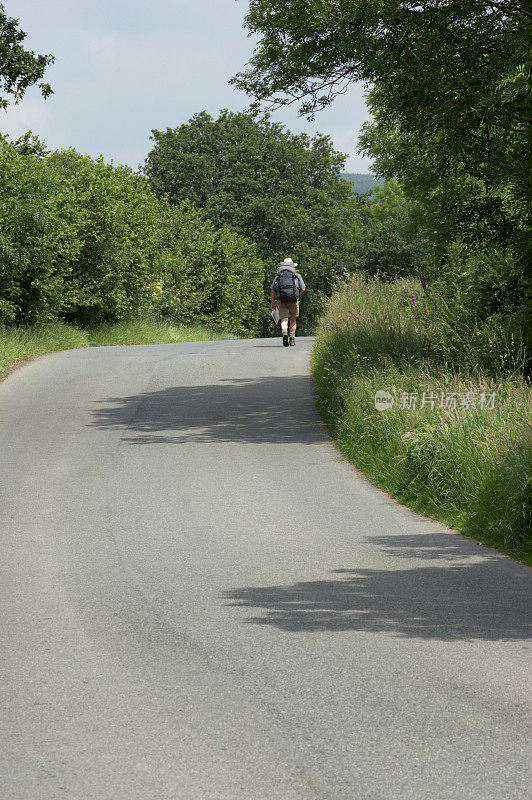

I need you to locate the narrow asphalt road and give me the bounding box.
[1,338,530,800]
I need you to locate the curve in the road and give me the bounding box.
[1,338,530,800]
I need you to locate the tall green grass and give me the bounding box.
[0,318,236,381]
[312,276,531,564]
[0,322,89,381]
[86,319,235,347]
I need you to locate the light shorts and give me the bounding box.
[277,299,299,319]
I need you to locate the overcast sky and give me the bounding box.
[2,0,373,172]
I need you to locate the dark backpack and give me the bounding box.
[277,269,300,303]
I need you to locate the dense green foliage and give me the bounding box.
[0,138,263,334]
[144,109,369,332]
[312,276,531,563]
[145,109,351,260]
[234,0,531,350]
[349,180,433,280]
[0,4,53,109]
[235,2,530,204]
[155,201,263,334]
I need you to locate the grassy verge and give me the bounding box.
[86,319,235,347]
[0,319,236,382]
[312,276,531,565]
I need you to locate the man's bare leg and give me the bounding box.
[281,316,289,346]
[289,317,297,344]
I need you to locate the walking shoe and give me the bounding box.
[282,332,289,347]
[289,337,296,346]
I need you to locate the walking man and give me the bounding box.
[270,257,306,347]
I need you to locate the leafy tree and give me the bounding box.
[0,4,53,109]
[46,152,264,332]
[145,108,353,254]
[0,139,81,324]
[233,1,530,226]
[350,180,433,280]
[46,150,165,324]
[234,0,531,324]
[0,138,264,333]
[234,2,530,136]
[155,200,264,334]
[144,108,361,330]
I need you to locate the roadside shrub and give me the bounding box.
[0,140,82,324]
[348,180,433,280]
[153,201,263,335]
[0,140,264,334]
[47,150,165,324]
[431,242,530,373]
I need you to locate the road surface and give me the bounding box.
[1,338,530,799]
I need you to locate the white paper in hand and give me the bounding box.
[270,308,280,325]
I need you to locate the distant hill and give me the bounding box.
[342,173,384,194]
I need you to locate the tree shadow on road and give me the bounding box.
[366,532,479,561]
[91,375,329,445]
[222,532,531,641]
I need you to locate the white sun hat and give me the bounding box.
[279,257,298,267]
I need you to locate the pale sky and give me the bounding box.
[2,0,374,172]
